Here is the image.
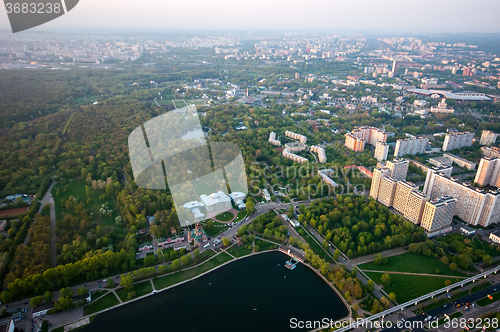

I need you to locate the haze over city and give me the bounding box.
[0,0,500,32]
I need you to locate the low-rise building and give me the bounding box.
[489,231,500,244]
[460,226,476,236]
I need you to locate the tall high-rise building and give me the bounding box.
[374,142,389,162]
[442,132,475,152]
[420,196,457,235]
[480,130,498,146]
[475,157,500,187]
[423,166,453,195]
[394,137,428,157]
[391,59,398,78]
[424,171,500,227]
[349,126,388,146]
[378,176,398,207]
[386,158,409,181]
[344,133,365,152]
[405,190,429,224]
[392,181,418,215]
[370,167,391,200]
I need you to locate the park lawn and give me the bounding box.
[91,290,108,300]
[203,220,229,237]
[116,281,153,302]
[153,252,233,290]
[215,211,234,222]
[227,244,252,258]
[254,239,279,252]
[83,293,120,316]
[193,180,215,196]
[173,100,188,108]
[299,227,335,263]
[155,99,173,105]
[476,290,500,307]
[366,272,458,304]
[473,238,500,258]
[358,252,465,277]
[234,211,247,222]
[51,181,121,231]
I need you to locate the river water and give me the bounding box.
[80,251,348,332]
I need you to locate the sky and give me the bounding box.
[0,0,499,33]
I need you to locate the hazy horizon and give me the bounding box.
[1,0,499,34]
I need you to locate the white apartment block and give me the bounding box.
[482,146,500,159]
[420,196,457,236]
[442,153,476,170]
[282,149,308,164]
[424,171,500,227]
[442,132,474,152]
[310,145,327,163]
[268,132,281,146]
[394,137,428,157]
[386,158,409,181]
[374,142,389,162]
[285,130,307,144]
[480,130,498,146]
[475,157,500,187]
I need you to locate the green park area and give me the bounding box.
[116,280,153,302]
[153,252,233,290]
[473,238,500,257]
[202,220,229,237]
[215,211,235,222]
[51,180,121,230]
[234,211,247,222]
[366,272,458,303]
[227,244,253,257]
[83,292,120,316]
[359,252,466,277]
[254,238,279,252]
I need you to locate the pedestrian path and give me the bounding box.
[361,269,467,279]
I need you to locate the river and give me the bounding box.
[80,251,349,332]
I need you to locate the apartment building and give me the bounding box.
[386,158,409,181]
[394,137,428,157]
[268,132,281,146]
[475,157,500,187]
[420,196,457,236]
[282,149,308,164]
[370,167,391,200]
[310,145,327,163]
[480,130,498,146]
[350,126,388,145]
[405,190,429,224]
[392,181,418,215]
[284,142,307,152]
[423,166,454,195]
[442,153,476,170]
[374,142,389,162]
[442,132,474,152]
[482,146,500,159]
[424,171,500,227]
[345,133,365,152]
[285,130,307,144]
[378,176,398,207]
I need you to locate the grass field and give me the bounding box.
[366,272,458,303]
[153,252,233,290]
[91,290,108,300]
[254,239,279,252]
[299,227,335,263]
[234,211,247,222]
[83,293,120,316]
[116,281,153,302]
[215,211,235,222]
[173,100,188,108]
[359,252,466,277]
[203,220,229,237]
[227,245,252,257]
